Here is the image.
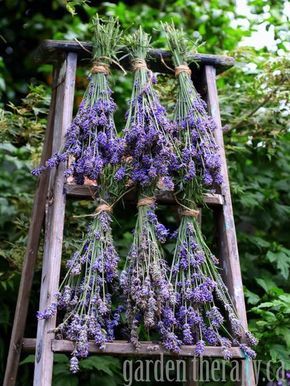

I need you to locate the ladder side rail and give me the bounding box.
[205,65,247,326]
[3,67,59,386]
[33,52,77,386]
[205,65,256,386]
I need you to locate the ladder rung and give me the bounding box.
[23,338,243,358]
[64,184,224,206]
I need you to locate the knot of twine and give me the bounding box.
[95,203,112,215]
[91,61,110,75]
[137,197,155,207]
[180,208,199,218]
[175,64,192,77]
[132,58,148,71]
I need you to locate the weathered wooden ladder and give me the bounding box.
[4,40,255,386]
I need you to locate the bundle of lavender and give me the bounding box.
[120,191,176,349]
[160,23,257,358]
[122,26,176,189]
[32,16,124,185]
[162,22,222,205]
[160,209,257,358]
[36,17,130,373]
[120,28,176,348]
[37,155,130,373]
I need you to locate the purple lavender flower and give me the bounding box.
[70,356,79,373]
[182,323,193,344]
[206,306,224,327]
[36,302,57,320]
[194,339,205,356]
[240,343,256,359]
[121,196,174,345]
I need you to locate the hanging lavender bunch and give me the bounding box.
[120,28,176,348]
[160,209,257,358]
[120,191,176,349]
[123,27,176,190]
[32,16,124,185]
[36,17,131,372]
[37,207,120,372]
[37,164,130,372]
[160,23,257,358]
[162,23,222,204]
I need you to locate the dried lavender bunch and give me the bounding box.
[160,208,257,359]
[120,190,175,349]
[32,16,124,185]
[123,27,176,190]
[37,169,125,372]
[162,23,222,204]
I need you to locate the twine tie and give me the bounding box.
[175,64,192,77]
[91,61,110,75]
[137,197,155,207]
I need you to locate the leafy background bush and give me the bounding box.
[0,1,289,384]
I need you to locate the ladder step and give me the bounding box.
[64,184,224,206]
[23,338,243,358]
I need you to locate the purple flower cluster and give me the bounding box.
[32,72,124,185]
[120,200,175,348]
[163,25,223,198]
[173,89,223,192]
[123,29,176,189]
[37,208,121,369]
[159,214,257,358]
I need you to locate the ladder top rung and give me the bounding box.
[23,338,244,358]
[33,40,234,75]
[64,184,224,206]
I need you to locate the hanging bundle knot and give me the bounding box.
[175,64,192,77]
[95,203,112,214]
[132,58,148,71]
[137,197,155,207]
[91,61,110,75]
[180,208,199,218]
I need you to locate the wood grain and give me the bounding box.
[33,40,234,75]
[205,65,255,386]
[23,339,245,358]
[33,53,77,386]
[64,183,224,206]
[3,67,59,386]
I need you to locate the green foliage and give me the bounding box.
[19,354,122,386]
[218,44,290,377]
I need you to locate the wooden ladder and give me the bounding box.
[4,40,256,386]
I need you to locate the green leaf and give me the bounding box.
[266,249,290,279]
[269,344,290,367]
[53,375,78,386]
[255,277,276,293]
[79,356,120,375]
[54,354,69,364]
[244,288,260,305]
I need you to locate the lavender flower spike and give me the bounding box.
[123,27,176,189]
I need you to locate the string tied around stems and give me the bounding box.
[137,196,155,207]
[175,64,192,77]
[91,61,110,75]
[132,58,148,71]
[73,201,112,218]
[95,203,112,214]
[180,208,199,218]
